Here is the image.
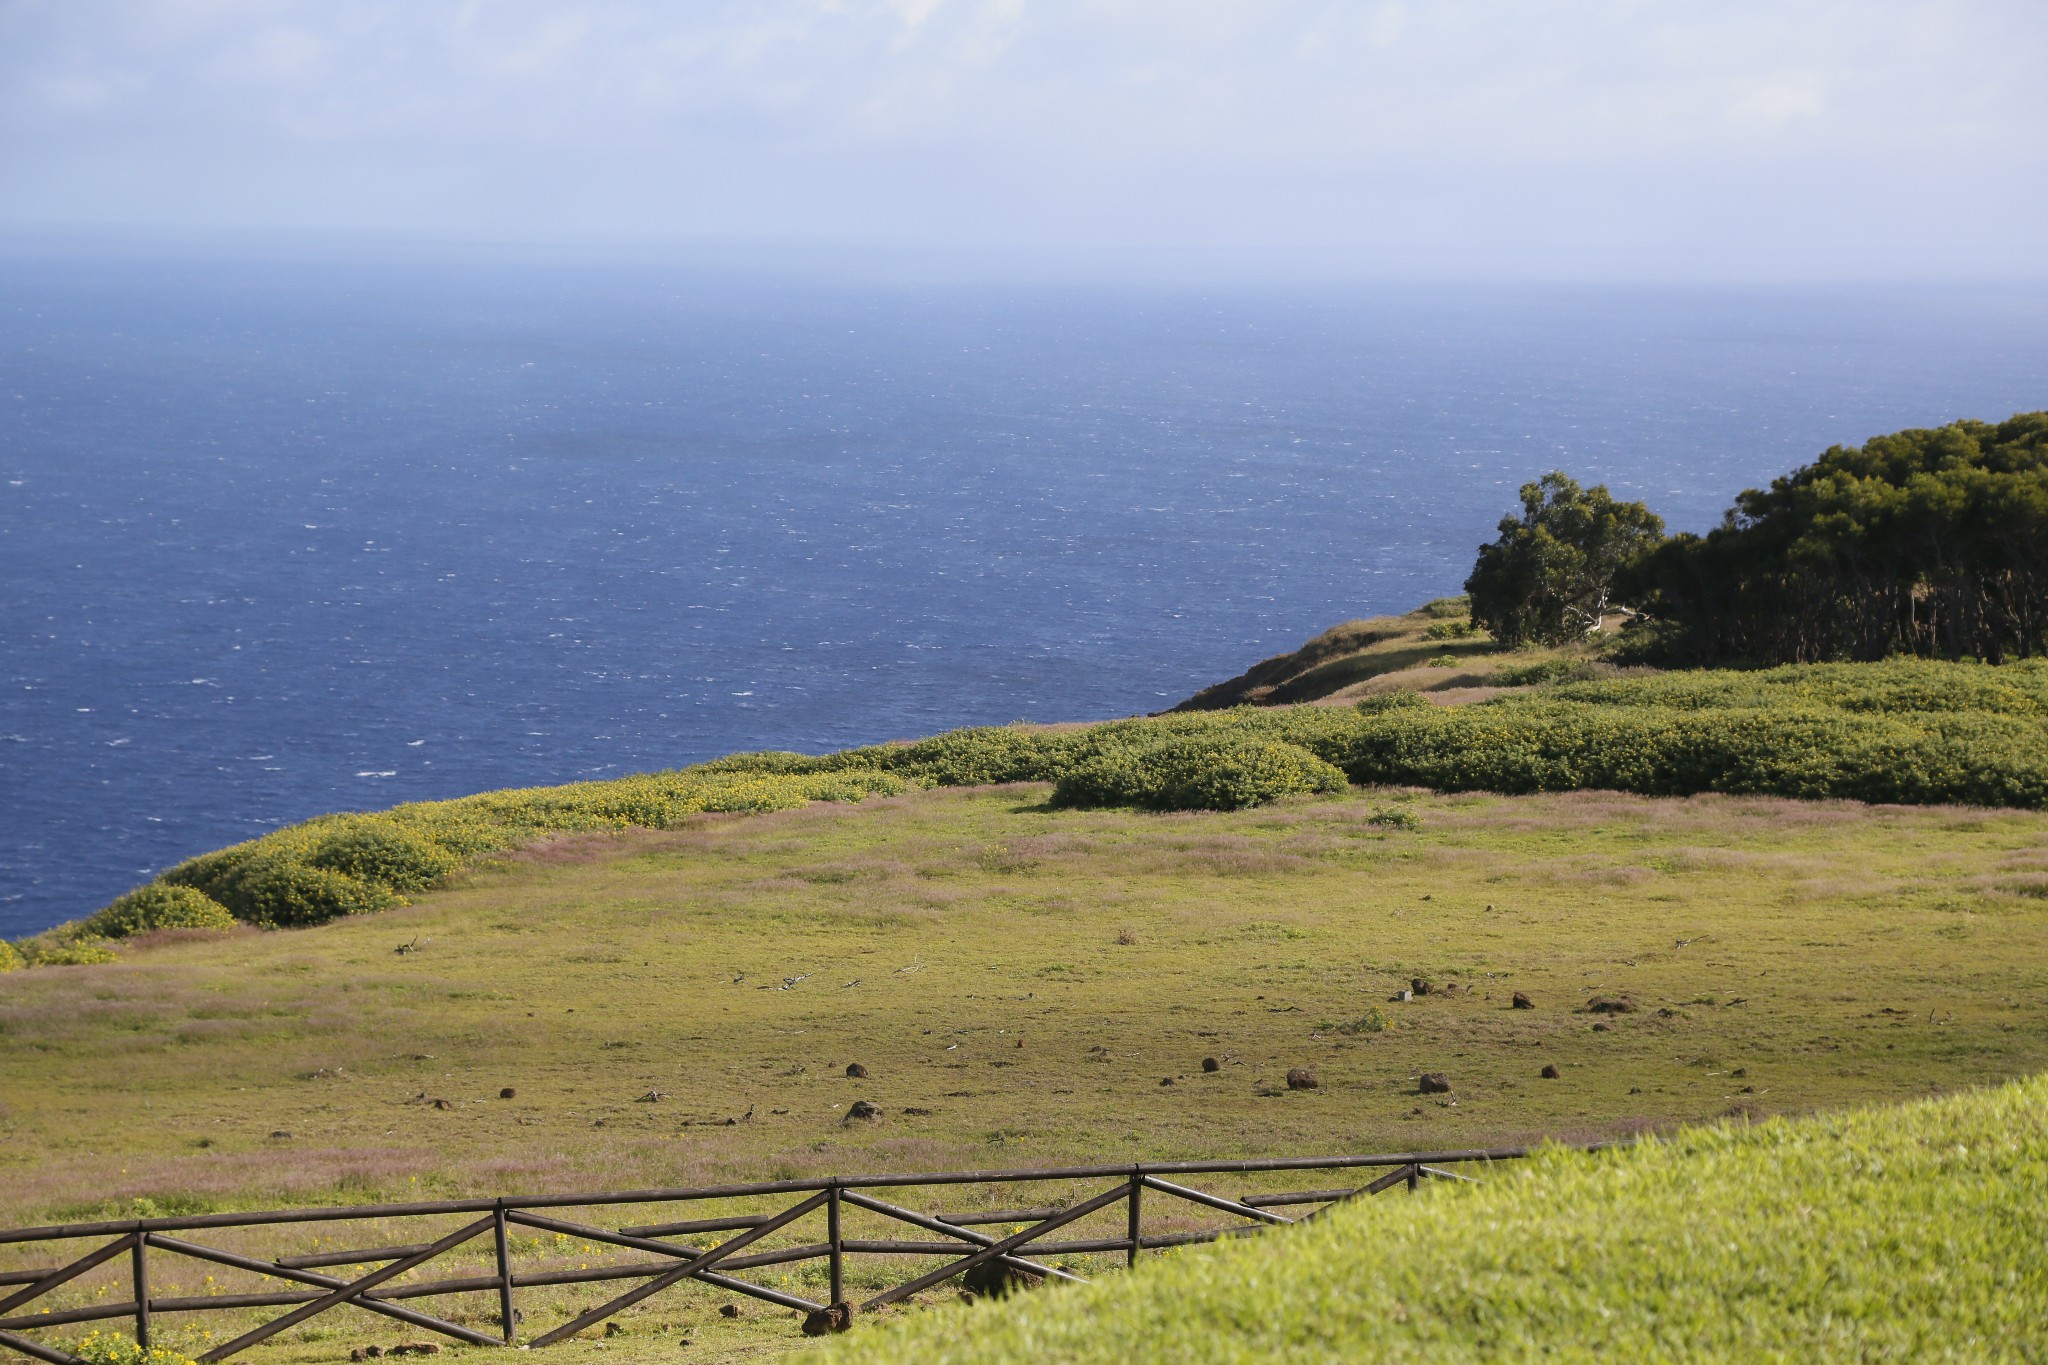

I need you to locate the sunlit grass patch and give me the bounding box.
[825,1074,2048,1363]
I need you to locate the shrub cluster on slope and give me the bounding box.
[824,1075,2048,1363]
[13,769,907,955]
[736,658,2048,809]
[23,655,2048,959]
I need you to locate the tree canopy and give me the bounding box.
[1629,412,2048,664]
[1464,471,1665,648]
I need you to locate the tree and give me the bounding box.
[1465,472,1665,648]
[1631,413,2048,663]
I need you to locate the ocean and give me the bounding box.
[4,254,2045,938]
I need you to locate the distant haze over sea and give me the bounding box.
[3,253,2045,937]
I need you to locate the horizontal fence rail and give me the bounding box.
[0,1146,1587,1363]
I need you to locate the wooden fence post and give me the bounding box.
[492,1204,515,1345]
[826,1184,844,1309]
[130,1233,150,1351]
[1126,1170,1143,1269]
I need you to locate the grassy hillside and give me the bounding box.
[9,630,2048,1361]
[16,653,2048,966]
[823,1073,2048,1362]
[4,780,2047,1361]
[1167,598,1534,709]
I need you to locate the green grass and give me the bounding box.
[1168,600,1536,708]
[18,653,2048,961]
[824,1073,2048,1362]
[4,782,2047,1362]
[8,632,2048,1361]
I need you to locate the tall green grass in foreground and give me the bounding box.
[827,1075,2048,1363]
[18,656,2048,959]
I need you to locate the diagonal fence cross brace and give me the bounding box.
[198,1215,496,1362]
[1139,1176,1295,1227]
[504,1210,823,1315]
[0,1327,88,1365]
[527,1190,832,1347]
[836,1191,1085,1287]
[1360,1163,1423,1196]
[0,1234,137,1319]
[860,1182,1131,1312]
[144,1233,499,1347]
[1416,1165,1480,1184]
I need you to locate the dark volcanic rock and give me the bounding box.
[802,1304,853,1336]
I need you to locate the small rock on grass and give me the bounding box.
[802,1304,853,1336]
[720,1303,741,1318]
[1540,1063,1561,1079]
[1285,1067,1318,1091]
[499,1086,517,1099]
[1202,1056,1221,1073]
[1586,996,1637,1014]
[845,1099,881,1121]
[845,1062,869,1079]
[1418,1072,1451,1094]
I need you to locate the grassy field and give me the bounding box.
[5,779,2047,1362]
[823,1072,2048,1362]
[1168,599,1542,709]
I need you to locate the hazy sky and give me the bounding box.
[3,0,2044,279]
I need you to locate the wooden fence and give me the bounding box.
[0,1146,1557,1363]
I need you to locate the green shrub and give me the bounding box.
[170,851,397,929]
[1052,736,1348,811]
[1330,698,2048,807]
[22,939,119,966]
[305,819,462,893]
[1351,692,1432,715]
[1424,620,1478,640]
[0,939,23,972]
[81,884,236,939]
[834,726,1073,786]
[1334,1007,1389,1034]
[695,749,841,776]
[1494,658,1593,687]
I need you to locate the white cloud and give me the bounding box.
[0,0,2041,278]
[1726,77,1826,126]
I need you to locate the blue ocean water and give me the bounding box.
[3,256,2045,938]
